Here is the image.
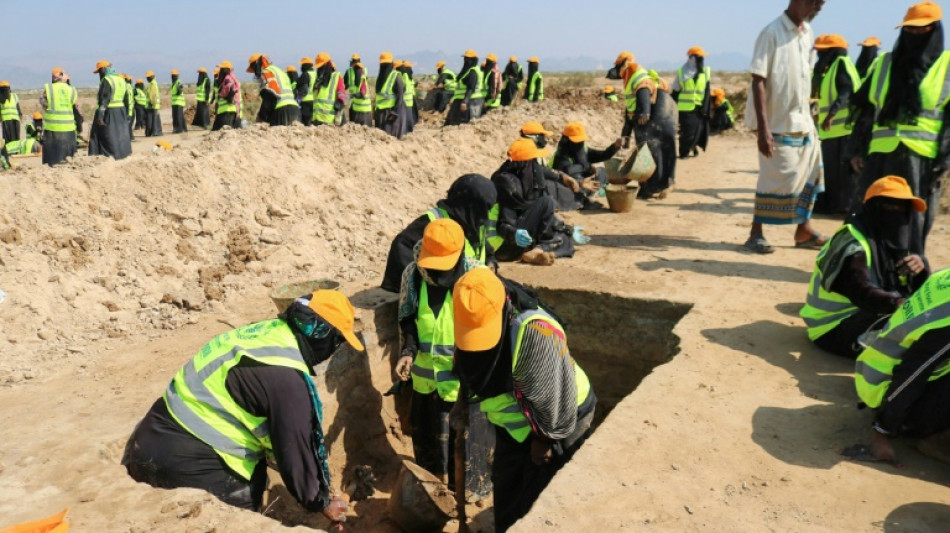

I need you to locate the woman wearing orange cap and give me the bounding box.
[551,122,621,209]
[38,68,80,166]
[123,290,361,523]
[144,71,163,137]
[672,47,711,158]
[213,62,243,131]
[247,54,300,126]
[709,88,735,133]
[482,54,502,113]
[444,50,484,126]
[374,52,411,138]
[133,79,147,131]
[393,219,493,499]
[501,56,523,106]
[344,58,373,127]
[856,37,882,80]
[847,1,948,254]
[0,80,21,142]
[192,68,213,129]
[812,35,861,215]
[88,60,132,160]
[801,176,929,359]
[524,57,543,102]
[170,70,187,133]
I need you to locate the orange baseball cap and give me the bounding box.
[93,60,111,73]
[286,65,297,73]
[615,51,634,65]
[307,290,365,351]
[605,85,615,94]
[171,69,179,75]
[418,219,465,271]
[351,53,361,61]
[687,46,707,57]
[436,61,446,69]
[815,34,848,49]
[51,67,65,77]
[393,60,405,69]
[510,56,518,62]
[861,36,882,47]
[198,67,207,73]
[403,61,413,68]
[864,176,927,212]
[463,49,478,58]
[453,268,506,351]
[899,1,942,27]
[508,137,550,162]
[33,111,43,120]
[380,52,394,63]
[563,122,590,143]
[0,80,8,88]
[135,78,144,84]
[529,56,539,63]
[521,121,553,136]
[219,60,233,69]
[247,53,265,73]
[146,70,155,77]
[300,56,313,66]
[486,53,498,62]
[315,52,332,68]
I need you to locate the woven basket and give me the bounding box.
[270,279,341,313]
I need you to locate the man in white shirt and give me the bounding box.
[745,0,826,254]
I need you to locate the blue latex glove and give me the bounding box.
[515,229,533,247]
[572,226,591,245]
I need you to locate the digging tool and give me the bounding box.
[450,381,469,533]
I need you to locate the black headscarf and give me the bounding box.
[812,48,847,98]
[288,69,299,85]
[436,174,497,246]
[504,60,520,79]
[376,63,393,93]
[849,197,915,293]
[352,64,364,86]
[855,45,880,79]
[279,299,345,370]
[316,63,333,88]
[878,22,944,126]
[461,56,477,74]
[493,159,546,207]
[400,65,414,80]
[197,72,208,85]
[0,86,10,102]
[554,136,591,175]
[692,56,705,81]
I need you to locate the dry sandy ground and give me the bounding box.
[1,89,949,532]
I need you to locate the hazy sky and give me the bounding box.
[0,0,938,86]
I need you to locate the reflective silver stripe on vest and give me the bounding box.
[872,54,892,115]
[856,360,891,386]
[803,312,851,328]
[503,419,530,431]
[411,363,435,380]
[166,344,304,457]
[418,341,455,357]
[871,129,939,142]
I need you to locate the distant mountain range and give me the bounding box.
[4,51,754,89]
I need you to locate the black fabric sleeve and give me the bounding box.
[295,72,310,100]
[936,105,950,171]
[381,215,428,293]
[586,143,619,164]
[845,79,874,160]
[828,66,855,117]
[541,166,563,183]
[97,80,113,110]
[701,82,711,116]
[874,328,950,434]
[464,70,476,102]
[257,90,277,122]
[400,315,418,356]
[635,87,652,118]
[829,253,904,314]
[225,363,331,512]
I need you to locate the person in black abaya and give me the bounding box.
[444,52,482,126]
[501,57,523,107]
[846,10,949,256]
[550,122,621,209]
[88,61,132,160]
[856,37,882,80]
[672,49,710,158]
[381,174,499,292]
[374,54,410,139]
[192,69,212,129]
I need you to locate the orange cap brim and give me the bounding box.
[567,134,590,143]
[417,247,462,271]
[898,17,940,28]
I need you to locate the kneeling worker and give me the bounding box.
[123,290,361,524]
[847,267,950,465]
[452,268,596,532]
[801,176,929,358]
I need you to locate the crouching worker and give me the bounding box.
[844,268,950,466]
[122,290,362,524]
[381,174,498,293]
[492,138,578,265]
[452,269,596,532]
[394,219,492,496]
[801,176,929,358]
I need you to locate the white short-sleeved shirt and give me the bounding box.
[746,12,816,135]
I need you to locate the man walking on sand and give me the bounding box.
[745,0,826,254]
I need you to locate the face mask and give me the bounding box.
[606,66,621,80]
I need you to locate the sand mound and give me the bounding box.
[0,100,622,384]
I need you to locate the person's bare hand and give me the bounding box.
[898,254,926,276]
[394,355,413,382]
[562,174,580,193]
[821,116,832,131]
[757,130,774,158]
[850,156,865,174]
[612,138,622,150]
[637,115,650,126]
[460,102,468,112]
[530,438,553,466]
[321,495,349,522]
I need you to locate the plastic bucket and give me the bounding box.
[605,184,639,213]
